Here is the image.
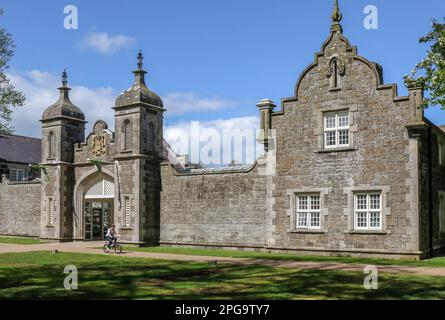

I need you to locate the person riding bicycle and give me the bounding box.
[105,224,117,246]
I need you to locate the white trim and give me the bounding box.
[324,110,350,149]
[9,168,27,182]
[296,194,321,230]
[353,193,382,231]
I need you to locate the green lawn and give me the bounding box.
[124,246,445,268]
[0,236,41,245]
[0,251,445,299]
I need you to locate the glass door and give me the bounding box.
[92,208,103,240]
[102,202,112,239]
[84,205,92,241]
[84,201,113,241]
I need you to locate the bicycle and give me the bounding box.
[103,238,123,254]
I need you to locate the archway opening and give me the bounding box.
[83,175,115,241]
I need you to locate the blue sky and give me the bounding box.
[2,0,445,141]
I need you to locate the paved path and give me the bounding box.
[1,242,445,277]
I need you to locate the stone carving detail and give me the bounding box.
[91,135,106,156]
[326,56,345,90]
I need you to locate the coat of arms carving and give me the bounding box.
[91,135,106,156]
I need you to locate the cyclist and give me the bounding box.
[105,224,117,246]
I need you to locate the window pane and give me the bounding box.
[325,131,336,147]
[356,212,367,228]
[10,169,17,181]
[356,194,367,210]
[297,212,308,228]
[298,197,308,210]
[338,130,349,146]
[338,112,349,128]
[369,212,381,228]
[310,212,320,228]
[325,113,336,129]
[310,196,320,211]
[370,194,381,210]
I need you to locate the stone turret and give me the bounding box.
[40,70,85,242]
[113,51,165,246]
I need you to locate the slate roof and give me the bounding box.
[0,134,41,164]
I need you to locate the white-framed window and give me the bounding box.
[124,197,131,228]
[47,198,54,226]
[296,194,321,230]
[324,110,350,149]
[439,140,445,166]
[9,168,26,182]
[354,193,382,230]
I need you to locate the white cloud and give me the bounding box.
[163,92,238,115]
[8,70,261,165]
[8,70,116,138]
[164,116,262,166]
[80,32,136,55]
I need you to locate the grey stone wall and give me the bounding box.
[0,176,41,237]
[417,123,445,257]
[159,163,267,247]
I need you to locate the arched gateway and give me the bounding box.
[73,169,115,241]
[39,51,164,245]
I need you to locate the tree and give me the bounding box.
[404,18,445,109]
[0,8,25,134]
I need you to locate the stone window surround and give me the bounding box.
[45,196,55,228]
[121,119,133,152]
[47,131,56,160]
[343,185,391,235]
[121,194,133,230]
[287,188,329,234]
[314,105,359,153]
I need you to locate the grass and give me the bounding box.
[124,246,445,268]
[0,251,444,300]
[0,236,41,245]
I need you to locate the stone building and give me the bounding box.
[1,1,445,259]
[0,134,41,182]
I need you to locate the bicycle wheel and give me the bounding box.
[114,244,122,254]
[103,244,110,253]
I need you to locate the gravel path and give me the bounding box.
[1,242,445,277]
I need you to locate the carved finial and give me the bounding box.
[62,69,68,87]
[137,49,143,70]
[332,0,342,23]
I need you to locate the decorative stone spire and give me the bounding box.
[137,49,144,70]
[58,69,71,99]
[42,69,85,121]
[133,49,147,87]
[114,50,164,109]
[331,0,343,33]
[62,69,68,87]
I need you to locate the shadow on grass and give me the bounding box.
[0,252,444,300]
